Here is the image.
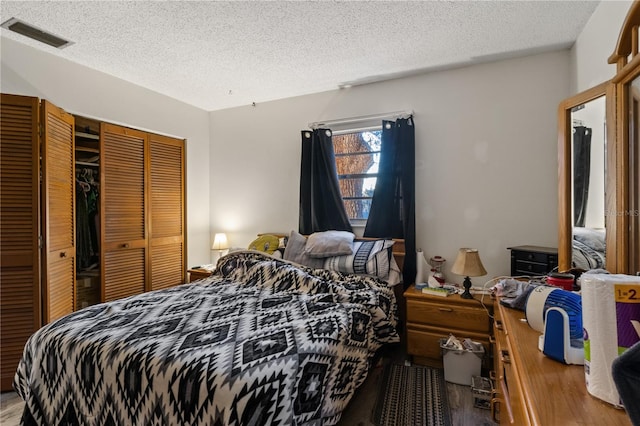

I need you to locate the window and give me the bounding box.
[332,128,382,223]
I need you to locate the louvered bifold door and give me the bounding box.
[41,101,76,324]
[0,94,41,391]
[101,124,148,301]
[149,134,186,290]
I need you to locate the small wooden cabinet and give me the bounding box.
[404,285,492,368]
[508,245,557,276]
[187,268,213,282]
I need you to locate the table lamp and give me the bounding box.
[212,233,229,260]
[451,248,487,299]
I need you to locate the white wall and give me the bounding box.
[210,50,571,282]
[0,37,212,267]
[571,0,633,93]
[4,0,623,281]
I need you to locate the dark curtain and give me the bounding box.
[299,129,353,234]
[573,126,592,227]
[364,117,416,287]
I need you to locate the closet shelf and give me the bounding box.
[75,146,99,153]
[76,131,99,140]
[75,161,99,167]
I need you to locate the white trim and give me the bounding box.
[332,125,382,136]
[308,110,413,130]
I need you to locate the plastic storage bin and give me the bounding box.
[440,339,484,385]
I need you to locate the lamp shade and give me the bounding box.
[212,233,229,251]
[450,248,487,277]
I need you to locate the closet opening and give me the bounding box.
[74,115,100,309]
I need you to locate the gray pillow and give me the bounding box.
[283,230,324,269]
[304,230,355,258]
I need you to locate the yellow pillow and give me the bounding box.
[248,235,280,254]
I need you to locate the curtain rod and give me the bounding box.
[308,110,413,129]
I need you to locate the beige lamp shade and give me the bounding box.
[212,233,229,251]
[451,248,487,277]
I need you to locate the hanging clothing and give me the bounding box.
[76,168,100,271]
[298,129,352,234]
[573,126,592,227]
[76,180,92,270]
[364,117,416,287]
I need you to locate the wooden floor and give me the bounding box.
[1,352,494,426]
[0,392,23,426]
[338,346,494,426]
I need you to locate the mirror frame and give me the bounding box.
[609,1,640,274]
[557,82,613,272]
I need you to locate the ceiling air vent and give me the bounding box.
[1,18,73,49]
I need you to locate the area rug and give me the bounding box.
[372,364,452,426]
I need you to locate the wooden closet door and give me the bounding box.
[0,94,41,391]
[101,123,148,301]
[149,134,186,290]
[41,100,76,323]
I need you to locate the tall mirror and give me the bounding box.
[610,63,640,274]
[610,0,640,275]
[558,82,609,271]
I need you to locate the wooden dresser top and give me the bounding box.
[497,300,631,425]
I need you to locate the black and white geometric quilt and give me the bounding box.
[14,251,399,425]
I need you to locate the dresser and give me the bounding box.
[404,285,492,368]
[492,298,631,425]
[508,245,558,276]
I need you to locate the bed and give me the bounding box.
[14,234,403,425]
[572,227,606,270]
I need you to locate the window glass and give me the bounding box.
[332,129,381,221]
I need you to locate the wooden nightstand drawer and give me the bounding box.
[403,285,493,367]
[407,328,446,364]
[406,299,490,334]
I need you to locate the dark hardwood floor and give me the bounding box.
[338,344,494,426]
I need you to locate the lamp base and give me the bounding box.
[461,276,474,299]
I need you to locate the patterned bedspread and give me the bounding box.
[14,251,399,425]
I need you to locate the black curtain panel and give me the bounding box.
[299,129,353,234]
[364,117,416,287]
[573,126,592,227]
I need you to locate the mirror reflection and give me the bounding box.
[570,96,606,270]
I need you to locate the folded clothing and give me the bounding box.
[493,278,545,310]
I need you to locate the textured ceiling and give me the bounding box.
[0,1,600,112]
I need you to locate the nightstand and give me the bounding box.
[403,285,492,368]
[508,245,558,276]
[187,268,213,282]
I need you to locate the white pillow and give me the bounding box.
[304,230,355,258]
